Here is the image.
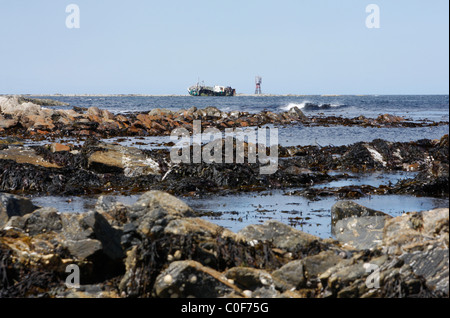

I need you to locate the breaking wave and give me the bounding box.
[281,102,346,111]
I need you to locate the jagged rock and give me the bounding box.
[287,106,307,121]
[153,260,240,298]
[95,196,129,227]
[0,96,43,117]
[400,248,449,295]
[128,191,195,237]
[271,260,306,290]
[382,208,449,254]
[0,193,39,228]
[60,212,124,261]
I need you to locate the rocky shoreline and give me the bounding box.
[0,191,448,298]
[0,96,448,298]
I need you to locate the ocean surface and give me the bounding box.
[28,95,449,238]
[37,94,449,122]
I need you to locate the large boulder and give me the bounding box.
[128,190,195,237]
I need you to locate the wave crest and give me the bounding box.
[281,102,345,111]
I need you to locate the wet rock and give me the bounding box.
[287,106,307,121]
[0,193,39,228]
[331,201,389,230]
[1,189,448,298]
[339,143,382,170]
[239,220,324,255]
[376,114,405,124]
[394,161,449,197]
[153,260,240,298]
[334,216,389,250]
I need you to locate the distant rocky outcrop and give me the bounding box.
[1,95,444,139]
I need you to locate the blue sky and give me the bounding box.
[0,0,448,95]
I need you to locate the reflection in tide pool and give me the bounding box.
[31,190,448,239]
[185,192,448,238]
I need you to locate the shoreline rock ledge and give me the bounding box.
[0,191,448,298]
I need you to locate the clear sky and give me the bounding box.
[0,0,448,95]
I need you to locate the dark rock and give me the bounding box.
[153,260,240,298]
[224,267,275,292]
[61,211,124,261]
[287,106,307,121]
[11,207,62,235]
[0,193,39,228]
[64,239,103,261]
[400,248,449,295]
[271,260,306,290]
[331,201,389,231]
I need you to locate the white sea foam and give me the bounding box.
[280,102,344,111]
[280,102,309,111]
